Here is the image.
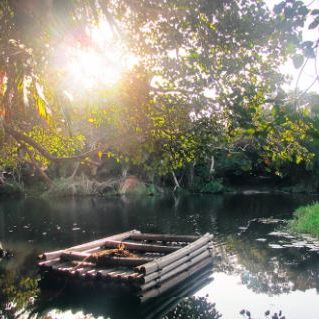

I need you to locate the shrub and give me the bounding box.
[288,202,319,237]
[42,175,119,197]
[201,178,224,194]
[0,182,23,196]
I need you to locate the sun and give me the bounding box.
[65,47,124,89]
[55,19,137,95]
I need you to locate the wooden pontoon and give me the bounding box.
[38,229,213,301]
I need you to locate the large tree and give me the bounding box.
[0,0,310,185]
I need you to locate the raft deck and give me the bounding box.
[38,230,213,301]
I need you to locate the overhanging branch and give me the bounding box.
[3,124,99,162]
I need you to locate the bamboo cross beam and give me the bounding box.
[38,230,141,260]
[60,251,154,267]
[129,233,199,242]
[102,240,180,253]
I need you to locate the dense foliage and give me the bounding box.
[0,0,319,193]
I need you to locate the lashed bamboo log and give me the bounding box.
[102,240,179,253]
[38,257,60,269]
[141,250,211,291]
[128,273,144,284]
[60,251,153,267]
[85,269,99,277]
[141,245,209,284]
[140,257,213,301]
[96,269,134,281]
[142,248,211,285]
[129,233,199,242]
[38,229,141,260]
[135,233,213,274]
[70,260,95,268]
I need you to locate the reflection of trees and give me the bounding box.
[32,267,214,319]
[212,231,319,295]
[163,297,221,319]
[0,268,38,319]
[33,293,222,319]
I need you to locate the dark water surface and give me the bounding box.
[1,193,319,319]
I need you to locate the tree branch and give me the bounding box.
[3,124,99,162]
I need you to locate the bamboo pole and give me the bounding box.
[97,256,154,267]
[141,245,209,284]
[38,229,141,260]
[142,248,211,285]
[60,251,153,267]
[129,233,199,242]
[70,260,95,268]
[140,257,213,301]
[38,257,60,270]
[135,233,213,274]
[141,250,211,291]
[96,269,134,281]
[102,240,179,253]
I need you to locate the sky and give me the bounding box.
[266,0,319,93]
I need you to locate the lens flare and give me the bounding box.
[55,19,137,95]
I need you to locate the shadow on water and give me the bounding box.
[1,193,319,318]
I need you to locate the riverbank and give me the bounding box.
[1,174,319,198]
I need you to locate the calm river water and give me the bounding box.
[1,193,319,319]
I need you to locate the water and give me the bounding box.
[1,193,319,319]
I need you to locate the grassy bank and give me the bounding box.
[288,202,319,238]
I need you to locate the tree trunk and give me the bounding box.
[189,161,196,187]
[70,161,80,179]
[209,155,215,174]
[172,171,180,191]
[24,148,53,186]
[122,166,128,178]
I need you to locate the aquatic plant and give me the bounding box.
[288,202,319,238]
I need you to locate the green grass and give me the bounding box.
[288,202,319,238]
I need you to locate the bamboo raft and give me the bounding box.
[38,229,213,301]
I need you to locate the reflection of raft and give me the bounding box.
[38,230,213,301]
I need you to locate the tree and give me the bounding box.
[0,0,311,187]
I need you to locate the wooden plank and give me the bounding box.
[129,233,199,242]
[102,240,179,253]
[135,233,213,274]
[38,229,141,261]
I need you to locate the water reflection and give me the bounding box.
[1,193,319,318]
[32,268,213,319]
[0,269,38,318]
[211,217,319,295]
